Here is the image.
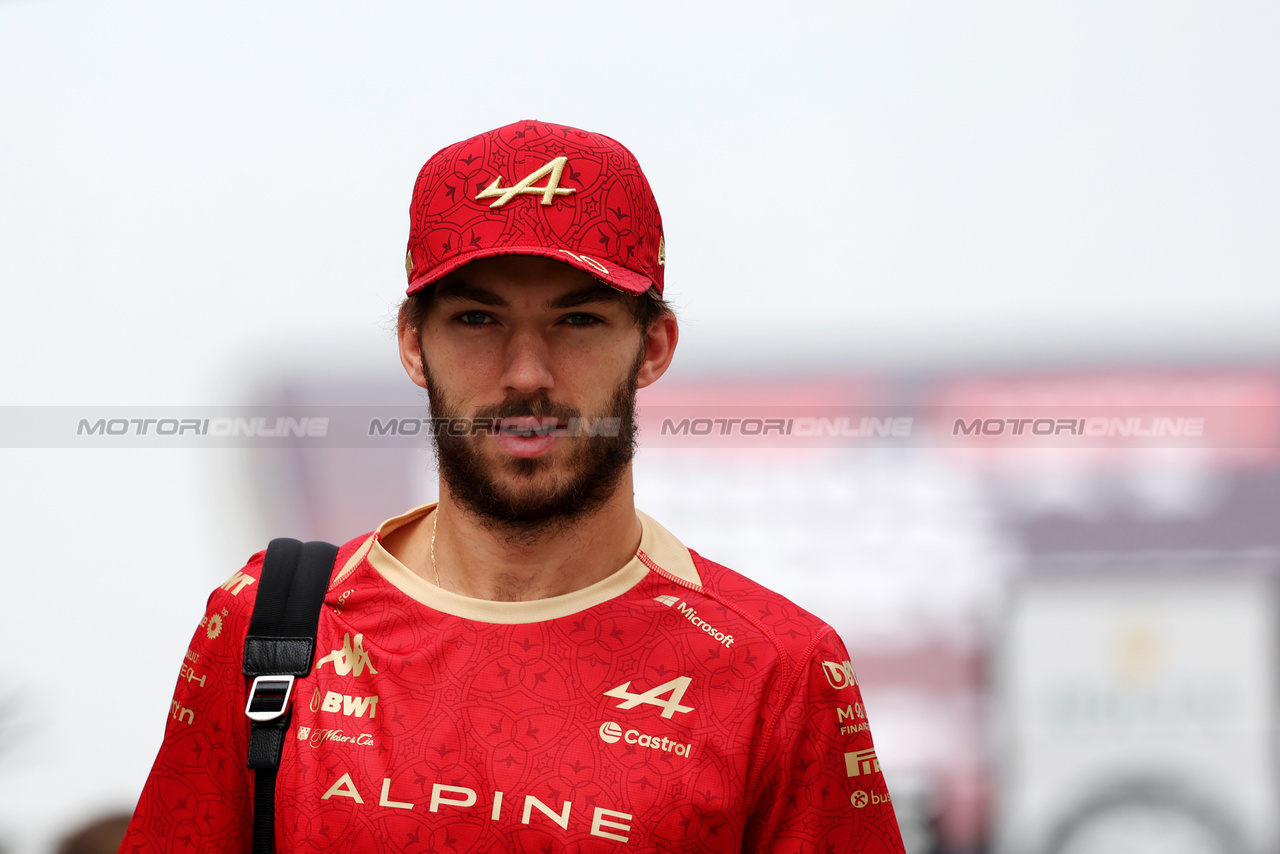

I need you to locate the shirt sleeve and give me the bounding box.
[744,626,906,854]
[119,558,263,853]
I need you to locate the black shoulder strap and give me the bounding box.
[242,538,339,854]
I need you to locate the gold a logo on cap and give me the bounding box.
[476,156,576,208]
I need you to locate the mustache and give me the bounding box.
[473,394,581,424]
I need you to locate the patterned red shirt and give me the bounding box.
[122,505,904,853]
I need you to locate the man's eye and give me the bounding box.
[563,313,601,326]
[457,311,491,326]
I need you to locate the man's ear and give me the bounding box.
[398,321,429,390]
[635,314,679,390]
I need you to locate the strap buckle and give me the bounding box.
[245,675,295,722]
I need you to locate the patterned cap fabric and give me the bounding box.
[405,120,665,296]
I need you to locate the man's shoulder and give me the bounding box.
[682,548,843,664]
[205,530,375,618]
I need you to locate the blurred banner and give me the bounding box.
[226,368,1280,854]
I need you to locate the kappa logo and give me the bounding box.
[476,156,576,208]
[603,675,694,719]
[821,659,858,691]
[317,633,378,677]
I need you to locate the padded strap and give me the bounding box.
[243,538,338,854]
[252,764,280,854]
[244,539,338,676]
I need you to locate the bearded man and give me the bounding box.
[122,120,904,854]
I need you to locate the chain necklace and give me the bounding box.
[430,507,441,587]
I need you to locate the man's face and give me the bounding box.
[405,256,670,529]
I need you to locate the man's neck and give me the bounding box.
[381,473,643,601]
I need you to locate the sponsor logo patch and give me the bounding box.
[844,748,880,777]
[297,726,375,749]
[220,571,256,596]
[310,689,380,718]
[837,701,869,735]
[604,675,694,719]
[202,610,227,640]
[653,596,735,647]
[179,662,207,689]
[821,659,857,691]
[315,769,635,842]
[317,633,378,677]
[598,721,692,758]
[475,156,576,208]
[850,789,892,809]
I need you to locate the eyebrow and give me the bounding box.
[433,281,508,307]
[434,281,627,311]
[546,285,628,310]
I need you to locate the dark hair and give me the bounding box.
[397,283,674,336]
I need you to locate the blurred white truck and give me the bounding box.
[995,555,1278,854]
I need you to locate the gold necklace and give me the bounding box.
[430,508,441,587]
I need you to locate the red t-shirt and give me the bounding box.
[122,505,904,853]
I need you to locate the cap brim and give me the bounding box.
[406,245,654,297]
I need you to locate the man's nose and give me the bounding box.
[498,327,555,394]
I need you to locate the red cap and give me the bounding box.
[405,120,665,297]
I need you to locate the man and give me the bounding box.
[122,120,904,852]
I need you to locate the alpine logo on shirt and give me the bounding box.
[603,676,694,719]
[318,770,637,844]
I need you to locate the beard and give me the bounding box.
[422,343,644,538]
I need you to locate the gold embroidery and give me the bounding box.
[405,251,414,279]
[558,249,609,276]
[476,156,575,208]
[657,236,665,266]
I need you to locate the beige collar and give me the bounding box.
[330,503,701,624]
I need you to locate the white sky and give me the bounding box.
[2,1,1279,850]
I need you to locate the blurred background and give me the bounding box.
[2,1,1279,852]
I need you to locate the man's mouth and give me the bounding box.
[497,424,560,438]
[496,417,562,437]
[493,417,564,458]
